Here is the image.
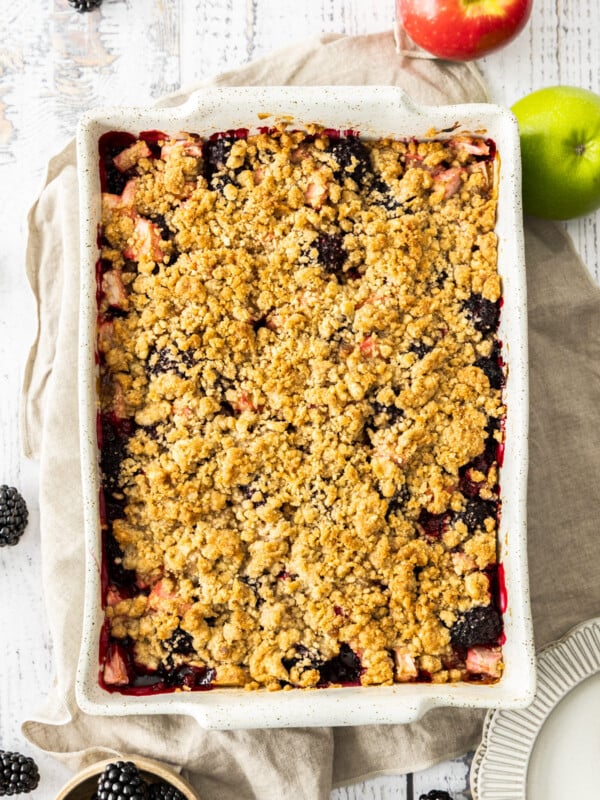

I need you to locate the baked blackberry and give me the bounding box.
[150,215,174,241]
[450,605,502,648]
[459,498,496,533]
[160,663,216,689]
[203,137,239,185]
[100,419,130,495]
[148,782,187,800]
[475,355,504,389]
[371,402,404,425]
[369,178,402,211]
[105,530,137,589]
[96,761,149,800]
[0,486,28,547]
[409,340,433,359]
[463,293,500,334]
[315,232,347,276]
[384,485,411,519]
[318,643,362,686]
[164,627,195,667]
[419,791,453,800]
[68,0,103,12]
[417,508,449,539]
[329,137,371,184]
[0,750,40,795]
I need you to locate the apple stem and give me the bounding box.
[575,143,587,156]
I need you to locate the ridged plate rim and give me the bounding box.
[471,616,600,798]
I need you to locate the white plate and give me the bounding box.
[471,616,600,799]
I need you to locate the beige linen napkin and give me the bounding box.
[20,31,600,799]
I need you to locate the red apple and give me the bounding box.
[396,0,533,61]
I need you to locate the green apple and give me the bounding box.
[511,86,600,220]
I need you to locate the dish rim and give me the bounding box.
[471,615,600,798]
[75,84,535,729]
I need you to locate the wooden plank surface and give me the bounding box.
[0,1,598,797]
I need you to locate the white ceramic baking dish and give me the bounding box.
[75,85,535,729]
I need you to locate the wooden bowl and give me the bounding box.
[54,755,199,800]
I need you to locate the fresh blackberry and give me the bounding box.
[148,782,187,800]
[0,486,28,547]
[463,294,500,334]
[96,761,149,800]
[419,791,454,800]
[329,137,371,184]
[68,0,103,13]
[450,605,502,648]
[0,750,40,795]
[315,232,347,276]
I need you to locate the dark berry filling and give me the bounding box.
[385,485,411,518]
[329,136,372,184]
[371,402,404,426]
[475,342,504,389]
[450,605,502,648]
[281,643,363,686]
[409,340,433,359]
[211,172,237,194]
[150,213,173,240]
[139,129,167,158]
[369,178,402,211]
[203,136,244,188]
[98,131,137,194]
[147,346,194,377]
[463,293,500,334]
[316,232,347,276]
[100,415,133,494]
[317,643,362,686]
[164,626,195,661]
[417,509,450,539]
[458,498,496,533]
[99,632,215,695]
[104,530,137,589]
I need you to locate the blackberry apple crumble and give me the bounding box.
[96,125,506,693]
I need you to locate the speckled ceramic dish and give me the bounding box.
[75,86,534,729]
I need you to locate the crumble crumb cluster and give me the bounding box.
[96,124,505,693]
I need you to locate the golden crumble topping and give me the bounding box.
[97,126,505,693]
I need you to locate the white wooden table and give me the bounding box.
[1,1,598,797]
